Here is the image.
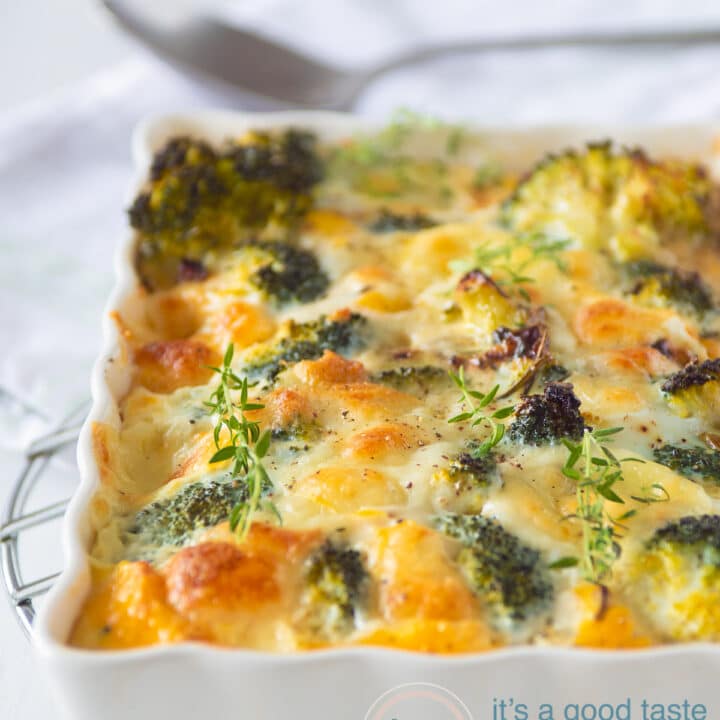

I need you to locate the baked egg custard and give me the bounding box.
[71,118,720,653]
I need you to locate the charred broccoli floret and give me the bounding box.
[242,239,329,304]
[501,141,715,261]
[130,130,323,290]
[623,260,714,316]
[489,325,546,364]
[124,476,264,551]
[244,312,368,382]
[371,365,449,396]
[436,513,553,628]
[301,540,369,637]
[630,515,720,640]
[368,208,437,233]
[653,444,720,486]
[508,382,585,446]
[661,359,720,424]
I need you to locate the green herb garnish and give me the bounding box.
[205,344,280,538]
[448,367,515,456]
[560,427,651,584]
[451,231,571,301]
[328,109,464,202]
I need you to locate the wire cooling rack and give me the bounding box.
[0,403,88,637]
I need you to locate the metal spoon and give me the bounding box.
[102,1,720,110]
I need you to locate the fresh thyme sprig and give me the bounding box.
[205,344,279,539]
[555,427,653,584]
[329,109,465,201]
[450,231,571,301]
[448,367,515,456]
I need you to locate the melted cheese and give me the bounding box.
[71,126,720,654]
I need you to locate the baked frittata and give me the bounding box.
[71,117,720,652]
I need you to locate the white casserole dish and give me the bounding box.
[34,111,720,720]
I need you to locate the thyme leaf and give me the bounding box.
[450,231,571,298]
[205,344,280,539]
[560,428,662,585]
[448,367,515,456]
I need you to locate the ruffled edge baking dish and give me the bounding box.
[34,111,720,720]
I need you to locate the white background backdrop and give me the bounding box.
[3,0,720,717]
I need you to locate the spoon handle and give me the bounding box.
[373,26,720,76]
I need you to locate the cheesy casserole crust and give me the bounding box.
[72,118,720,653]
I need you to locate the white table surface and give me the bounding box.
[4,1,720,717]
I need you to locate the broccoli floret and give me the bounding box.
[242,239,329,304]
[371,365,449,396]
[130,130,323,290]
[631,515,720,640]
[368,209,437,233]
[661,359,720,424]
[649,515,720,557]
[245,312,368,382]
[491,325,546,362]
[501,142,715,261]
[271,416,322,445]
[124,476,264,551]
[432,444,501,514]
[436,513,553,627]
[472,324,548,373]
[224,129,323,192]
[459,323,551,397]
[623,260,714,316]
[149,137,217,181]
[455,270,526,336]
[653,444,720,486]
[662,359,720,394]
[448,443,500,488]
[301,540,369,637]
[508,382,585,446]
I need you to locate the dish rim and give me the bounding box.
[32,108,720,665]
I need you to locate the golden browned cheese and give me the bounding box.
[355,620,493,654]
[573,298,674,348]
[199,300,277,351]
[294,350,367,385]
[165,542,280,613]
[134,340,218,393]
[71,562,191,650]
[73,125,720,653]
[248,387,314,432]
[343,422,428,460]
[367,521,481,623]
[72,524,323,650]
[293,467,406,513]
[330,383,418,419]
[573,584,650,650]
